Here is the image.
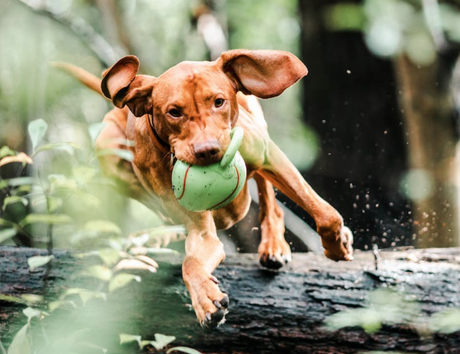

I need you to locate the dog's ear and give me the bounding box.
[101,56,156,117]
[217,50,308,99]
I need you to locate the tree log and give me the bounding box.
[1,246,460,353]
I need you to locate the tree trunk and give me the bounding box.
[394,54,460,248]
[298,0,412,251]
[1,246,460,353]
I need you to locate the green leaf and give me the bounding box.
[0,177,34,188]
[89,122,107,144]
[48,174,78,192]
[27,255,54,271]
[0,146,16,158]
[79,265,112,281]
[7,324,31,354]
[73,166,98,184]
[98,248,121,267]
[2,196,28,211]
[20,213,72,227]
[0,294,26,304]
[28,119,48,152]
[119,333,142,347]
[33,142,80,156]
[149,334,176,350]
[96,148,134,162]
[109,273,141,293]
[23,307,42,323]
[430,308,460,333]
[21,294,44,304]
[167,346,203,354]
[0,228,17,244]
[83,220,121,236]
[48,300,77,312]
[60,288,107,304]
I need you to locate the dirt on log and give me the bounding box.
[1,246,460,354]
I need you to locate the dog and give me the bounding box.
[58,50,353,329]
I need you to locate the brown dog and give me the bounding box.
[59,50,353,328]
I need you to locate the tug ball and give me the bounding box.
[172,127,247,212]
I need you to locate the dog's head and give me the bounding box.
[101,50,307,166]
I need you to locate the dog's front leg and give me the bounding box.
[180,211,228,328]
[258,140,353,262]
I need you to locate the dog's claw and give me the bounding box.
[210,275,220,284]
[213,300,222,309]
[259,254,284,270]
[201,308,227,329]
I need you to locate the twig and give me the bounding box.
[14,0,120,67]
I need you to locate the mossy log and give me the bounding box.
[1,246,460,354]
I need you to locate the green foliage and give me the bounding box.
[325,288,460,336]
[27,255,55,271]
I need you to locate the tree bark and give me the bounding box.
[1,246,460,353]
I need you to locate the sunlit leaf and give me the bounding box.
[109,273,141,293]
[7,324,31,354]
[0,177,35,188]
[0,146,16,158]
[0,152,33,167]
[20,213,72,227]
[21,294,44,304]
[150,334,176,350]
[83,220,122,236]
[79,265,112,281]
[60,288,107,304]
[135,255,159,268]
[48,300,77,312]
[119,333,142,346]
[0,294,26,304]
[28,255,54,271]
[2,196,28,211]
[96,148,134,162]
[114,259,157,273]
[167,346,203,354]
[98,248,121,267]
[23,307,42,323]
[48,174,78,191]
[430,308,460,333]
[33,142,80,156]
[28,119,48,152]
[73,166,98,184]
[0,228,17,244]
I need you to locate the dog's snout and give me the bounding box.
[194,140,221,162]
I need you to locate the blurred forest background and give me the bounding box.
[1,0,460,253]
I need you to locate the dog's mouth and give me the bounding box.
[172,149,225,167]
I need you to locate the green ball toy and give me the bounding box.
[172,127,247,212]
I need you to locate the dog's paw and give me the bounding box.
[187,274,229,329]
[323,226,354,262]
[258,237,292,270]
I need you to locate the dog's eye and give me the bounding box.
[168,108,182,118]
[214,98,225,108]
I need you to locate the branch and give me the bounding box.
[15,0,121,68]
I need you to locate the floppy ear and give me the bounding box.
[101,55,156,117]
[217,50,308,99]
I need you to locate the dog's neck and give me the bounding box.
[146,115,170,155]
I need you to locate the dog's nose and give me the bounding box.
[194,140,221,162]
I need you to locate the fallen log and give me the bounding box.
[1,246,460,354]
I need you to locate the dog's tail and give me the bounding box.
[52,62,104,97]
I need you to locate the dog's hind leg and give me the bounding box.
[254,173,291,269]
[95,108,168,219]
